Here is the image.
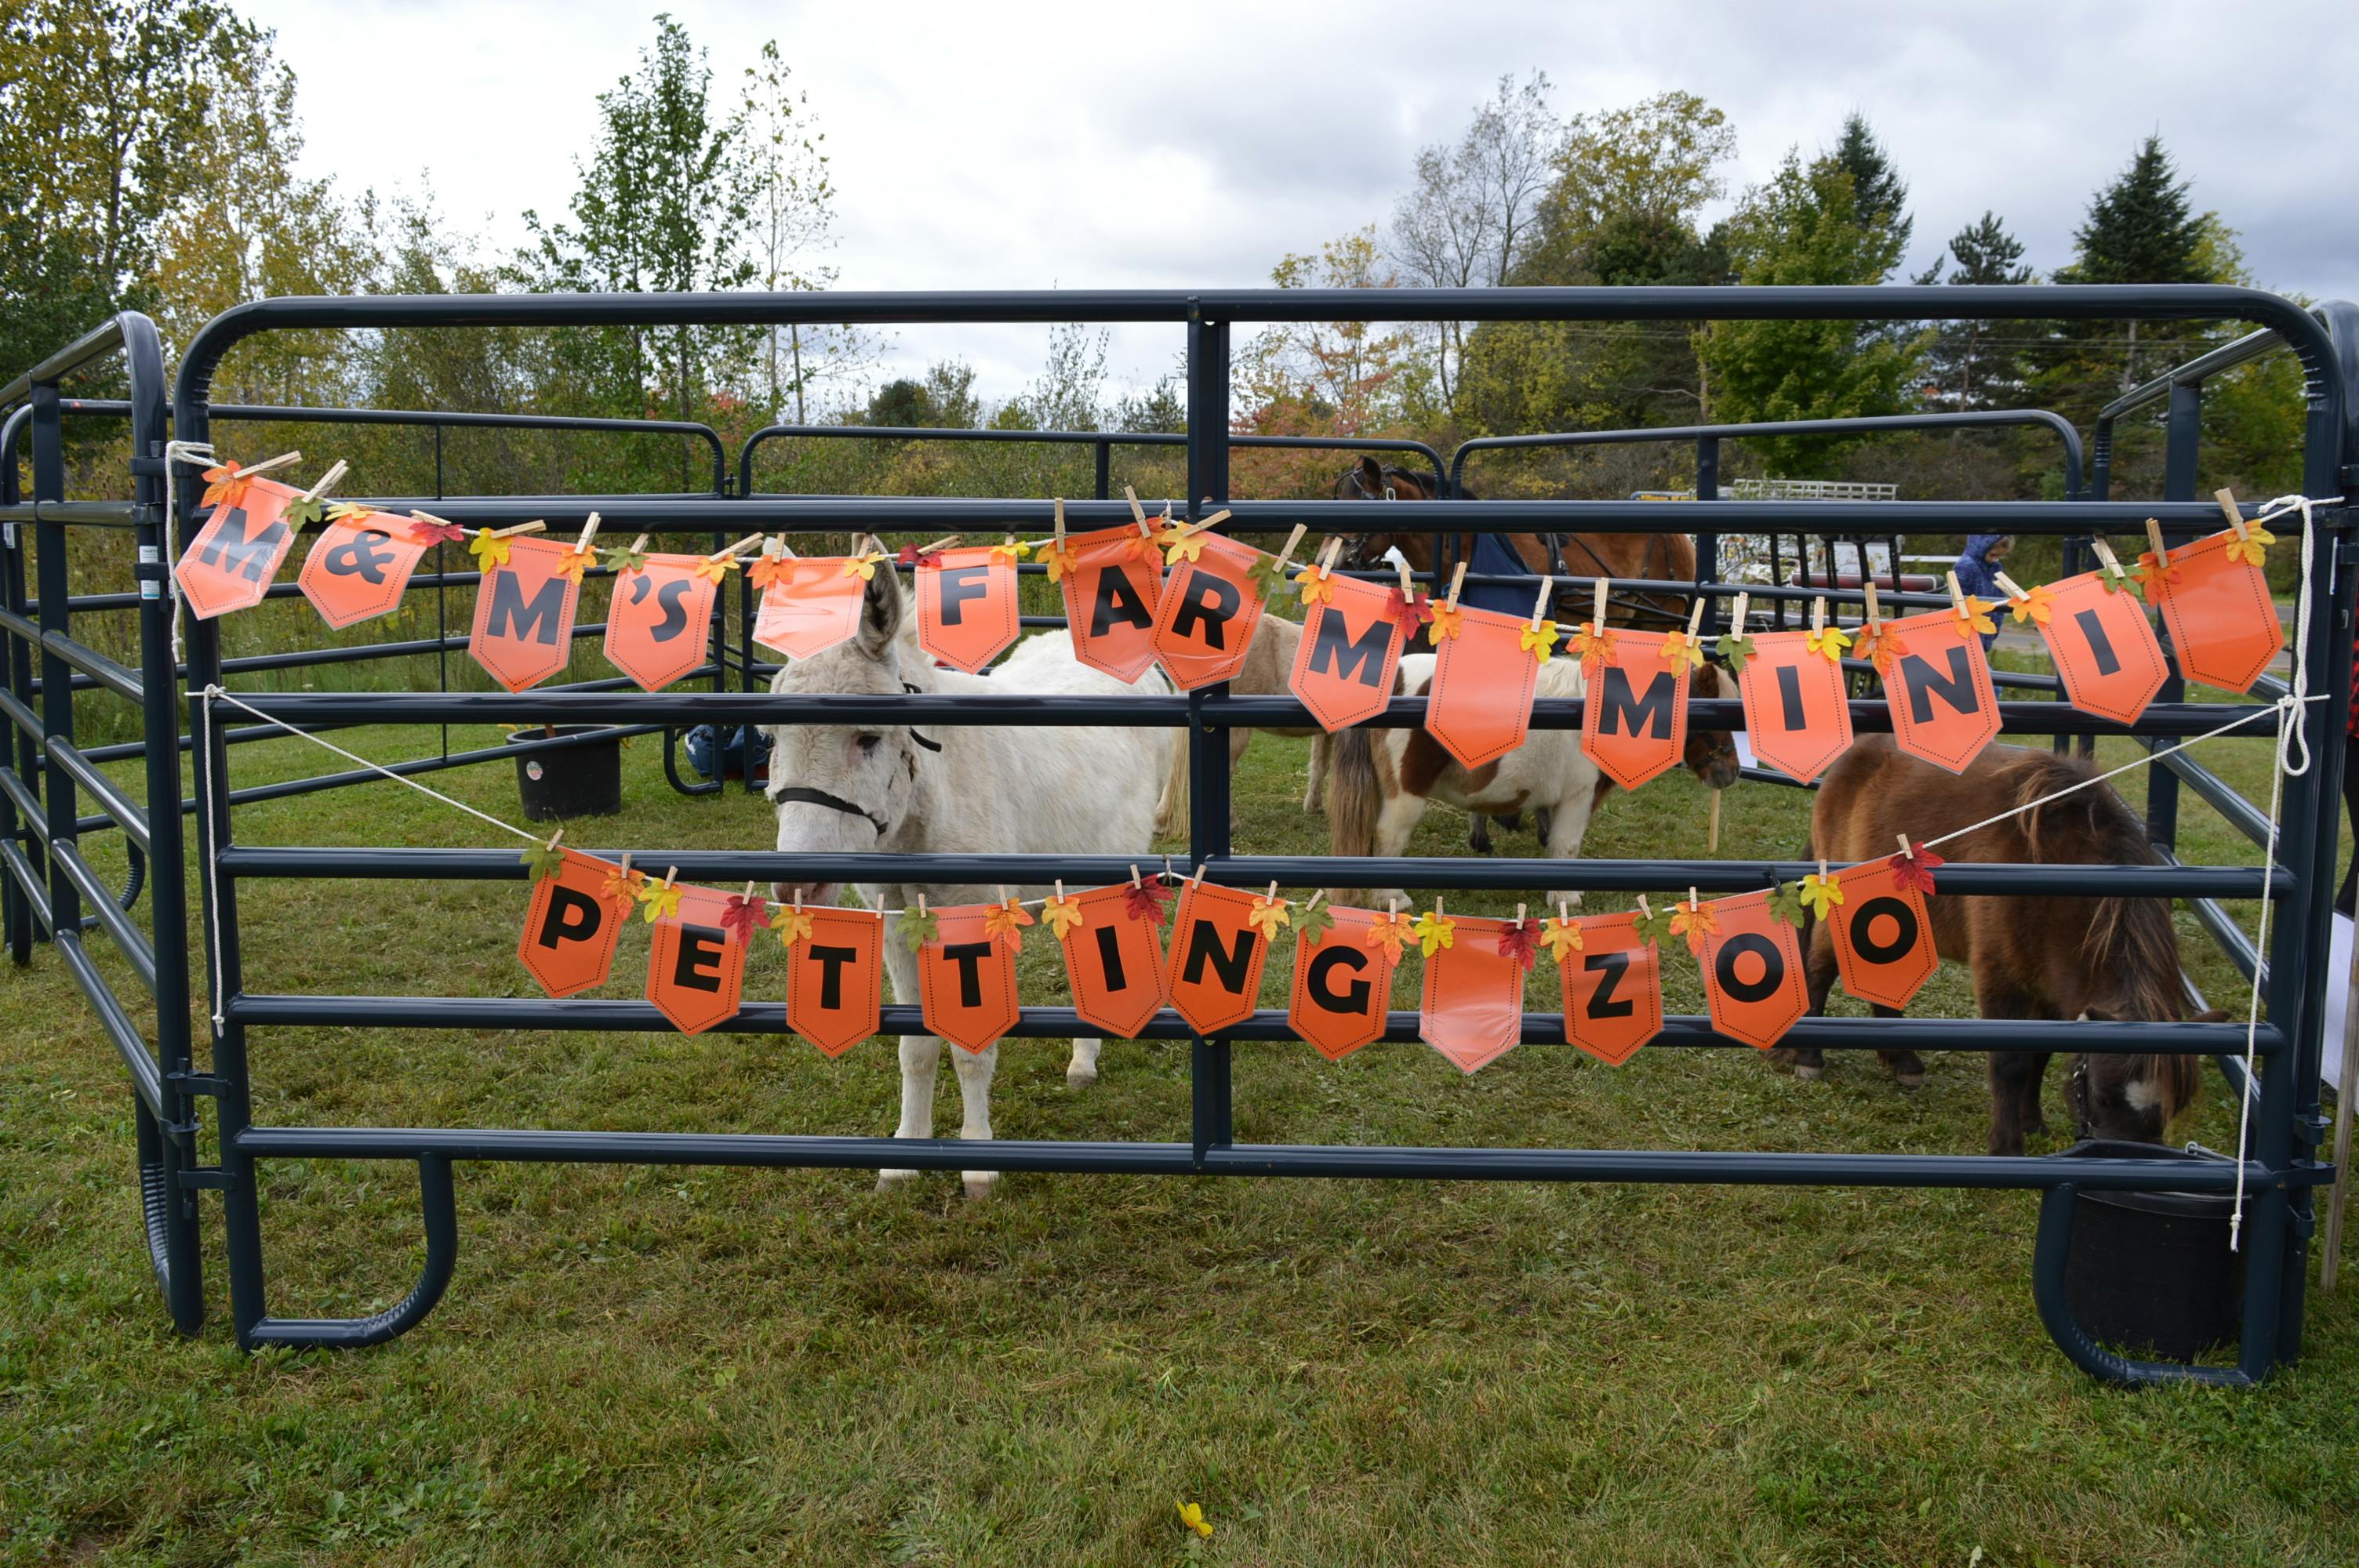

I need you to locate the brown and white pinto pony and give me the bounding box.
[1777,737,2212,1156]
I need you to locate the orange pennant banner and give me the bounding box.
[515,850,625,999]
[1150,534,1269,691]
[1827,861,1939,1011]
[1736,630,1853,784]
[2032,571,2169,725]
[1580,628,1692,791]
[753,557,866,660]
[918,904,1022,1053]
[469,535,583,693]
[1289,572,1408,731]
[786,907,885,1058]
[1878,609,2000,775]
[1056,882,1169,1037]
[1697,891,1809,1051]
[1423,604,1542,769]
[1165,880,1270,1034]
[1287,905,1401,1060]
[605,554,720,692]
[174,477,304,619]
[1058,527,1165,682]
[1419,916,1527,1073]
[645,884,747,1036]
[2150,532,2284,693]
[1556,911,1663,1066]
[296,512,432,630]
[917,546,1020,673]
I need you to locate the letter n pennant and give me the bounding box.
[918,904,1021,1053]
[1165,880,1268,1033]
[175,477,304,619]
[1058,528,1164,682]
[1056,882,1168,1037]
[1423,604,1542,768]
[918,546,1020,673]
[1696,891,1808,1051]
[1736,630,1852,784]
[1580,629,1692,791]
[1150,535,1267,691]
[2149,531,2284,694]
[646,885,747,1036]
[786,907,884,1058]
[2032,571,2168,725]
[1287,906,1401,1060]
[297,510,432,630]
[516,850,624,998]
[470,535,583,692]
[1828,860,1939,1011]
[1419,916,1526,1073]
[1555,911,1663,1066]
[1879,610,2000,774]
[1289,573,1406,731]
[606,554,720,692]
[752,556,865,660]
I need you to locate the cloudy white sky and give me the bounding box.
[248,0,2357,403]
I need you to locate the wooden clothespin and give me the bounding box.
[1165,509,1232,545]
[1433,896,1445,919]
[491,520,548,540]
[1123,485,1153,536]
[1529,574,1554,628]
[224,450,304,483]
[792,887,805,912]
[1130,863,1144,889]
[2144,517,2169,563]
[1944,570,1967,613]
[2215,487,2249,540]
[1994,571,2029,602]
[1266,523,1307,575]
[1684,598,1706,640]
[1052,499,1067,547]
[1636,893,1654,921]
[1590,577,1608,628]
[1862,579,1882,629]
[1558,898,1571,924]
[1514,902,1527,924]
[661,866,678,891]
[1191,862,1208,887]
[628,532,650,557]
[915,533,963,556]
[1688,885,1700,910]
[918,892,928,917]
[296,459,349,504]
[1445,561,1468,612]
[1812,596,1827,636]
[574,511,602,555]
[616,851,634,878]
[1817,859,1830,882]
[411,508,459,537]
[1054,878,1067,902]
[543,827,564,851]
[1397,554,1416,599]
[742,879,758,903]
[1303,890,1325,912]
[1896,833,1914,859]
[707,532,765,562]
[1388,897,1401,916]
[1729,590,1750,633]
[1265,880,1281,904]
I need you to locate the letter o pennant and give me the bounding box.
[918,547,1020,674]
[1828,862,1939,1011]
[1556,912,1663,1066]
[1880,611,2000,775]
[1581,630,1692,791]
[918,905,1022,1053]
[1059,528,1164,683]
[1290,574,1406,731]
[606,554,720,692]
[1423,605,1542,769]
[1736,630,1852,784]
[1150,535,1268,691]
[1056,882,1169,1038]
[471,535,583,692]
[1697,891,1808,1051]
[646,886,747,1036]
[2150,532,2284,694]
[787,908,884,1058]
[1288,906,1401,1060]
[1165,880,1269,1034]
[1420,916,1527,1073]
[516,851,625,998]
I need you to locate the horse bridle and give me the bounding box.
[765,681,943,839]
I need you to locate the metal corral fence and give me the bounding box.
[2,285,2353,1389]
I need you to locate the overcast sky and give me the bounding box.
[247,0,2357,404]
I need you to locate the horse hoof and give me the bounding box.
[1066,1063,1098,1089]
[1794,1063,1824,1081]
[1894,1071,1926,1090]
[962,1172,999,1201]
[877,1167,920,1192]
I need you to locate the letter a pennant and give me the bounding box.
[175,477,304,619]
[1581,629,1692,791]
[1056,527,1164,682]
[1879,609,2000,774]
[751,555,865,660]
[785,906,885,1058]
[1287,905,1401,1060]
[2029,572,2168,725]
[2147,531,2284,694]
[918,904,1022,1053]
[606,553,720,692]
[1827,860,1939,1011]
[1696,891,1808,1051]
[1289,572,1407,731]
[645,885,747,1036]
[516,849,625,998]
[297,509,433,630]
[918,546,1020,673]
[470,535,583,692]
[1554,911,1663,1066]
[1736,630,1853,784]
[1150,534,1267,691]
[1423,604,1543,769]
[1054,882,1168,1037]
[1165,879,1269,1033]
[1419,916,1527,1073]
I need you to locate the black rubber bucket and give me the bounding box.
[507,726,623,822]
[2056,1139,2244,1362]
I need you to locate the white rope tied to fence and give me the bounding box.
[158,441,216,666]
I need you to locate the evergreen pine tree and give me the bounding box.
[1916,212,2034,409]
[1828,112,1913,257]
[2055,134,2207,285]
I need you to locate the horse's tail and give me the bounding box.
[1155,724,1190,837]
[1327,725,1382,859]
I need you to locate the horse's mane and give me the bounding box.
[2002,750,2185,1023]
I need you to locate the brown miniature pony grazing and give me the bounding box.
[1776,737,2212,1156]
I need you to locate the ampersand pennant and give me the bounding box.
[1289,572,1408,731]
[752,555,866,661]
[1555,911,1663,1067]
[918,903,1022,1053]
[296,509,432,629]
[1827,860,1938,1011]
[1423,604,1543,769]
[606,553,720,692]
[1056,527,1165,683]
[1150,533,1269,691]
[1054,881,1168,1038]
[1736,630,1853,784]
[1419,915,1526,1074]
[917,546,1020,673]
[785,907,884,1058]
[470,535,583,692]
[1165,878,1269,1034]
[175,477,304,619]
[2029,572,2169,726]
[2148,531,2284,694]
[1580,628,1693,791]
[1288,905,1401,1061]
[516,850,625,999]
[1696,891,1808,1051]
[645,884,747,1036]
[1878,609,2000,775]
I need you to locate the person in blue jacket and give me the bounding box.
[1952,533,2014,650]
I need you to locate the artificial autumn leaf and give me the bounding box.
[2006,583,2055,626]
[1630,906,1677,946]
[1041,895,1085,939]
[895,543,947,568]
[1365,909,1413,958]
[637,879,684,925]
[1294,565,1336,604]
[598,865,645,913]
[841,551,889,581]
[323,500,378,527]
[408,516,468,546]
[1805,623,1852,662]
[1123,879,1172,925]
[983,898,1035,939]
[1856,623,1908,677]
[1035,539,1078,585]
[1246,895,1292,939]
[557,547,594,586]
[518,840,566,881]
[1428,601,1466,641]
[1412,909,1456,957]
[602,542,649,575]
[1386,588,1434,638]
[282,495,328,530]
[898,904,940,949]
[1797,872,1845,920]
[1568,622,1616,672]
[1176,1501,1212,1541]
[720,893,773,948]
[2098,561,2132,595]
[1954,596,1997,638]
[692,556,736,585]
[1294,902,1335,943]
[773,907,816,949]
[1670,898,1718,955]
[2132,550,2181,602]
[1714,630,1757,672]
[1499,917,1540,971]
[1163,531,1211,567]
[1766,881,1808,927]
[990,536,1031,562]
[1247,552,1295,600]
[1539,917,1583,964]
[747,553,794,590]
[1658,630,1707,671]
[1519,619,1559,662]
[2224,524,2276,568]
[199,465,253,510]
[1121,530,1164,564]
[1888,844,1946,897]
[469,530,514,571]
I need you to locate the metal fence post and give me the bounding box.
[1693,434,1721,637]
[2143,379,2205,852]
[0,421,33,964]
[1185,309,1234,1160]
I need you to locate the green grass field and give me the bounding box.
[5,660,2357,1566]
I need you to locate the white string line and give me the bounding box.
[160,441,216,666]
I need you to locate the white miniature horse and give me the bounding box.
[763,554,1179,1198]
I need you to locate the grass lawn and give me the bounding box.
[5,655,2357,1566]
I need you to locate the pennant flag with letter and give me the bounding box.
[1696,890,1809,1050]
[1053,881,1168,1037]
[296,508,432,629]
[515,848,625,999]
[1287,904,1401,1060]
[2023,571,2168,725]
[1150,534,1268,690]
[645,884,747,1036]
[1735,629,1853,784]
[918,903,1023,1053]
[784,906,884,1058]
[605,552,720,692]
[1055,526,1164,682]
[752,555,866,660]
[1826,860,1939,1011]
[470,535,583,692]
[1580,628,1694,791]
[1289,572,1408,731]
[1877,609,2001,775]
[175,476,304,619]
[1422,604,1543,769]
[2145,530,2284,694]
[1164,879,1270,1033]
[1554,910,1663,1066]
[917,546,1020,673]
[1419,914,1526,1073]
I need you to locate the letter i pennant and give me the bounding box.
[2028,572,2167,725]
[1165,880,1269,1033]
[1736,630,1852,784]
[1053,883,1168,1037]
[918,904,1022,1053]
[1288,905,1401,1060]
[1289,572,1407,731]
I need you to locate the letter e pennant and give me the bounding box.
[646,884,747,1036]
